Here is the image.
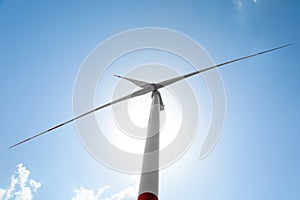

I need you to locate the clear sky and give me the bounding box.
[0,0,299,199]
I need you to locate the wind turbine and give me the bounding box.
[10,44,291,200]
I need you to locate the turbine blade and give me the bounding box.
[114,74,150,88]
[157,44,293,88]
[10,86,155,148]
[10,44,292,148]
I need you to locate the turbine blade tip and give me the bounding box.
[9,144,17,149]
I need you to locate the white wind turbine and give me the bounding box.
[11,44,291,200]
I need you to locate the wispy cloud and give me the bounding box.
[72,176,139,200]
[231,0,258,24]
[232,0,258,9]
[0,163,41,200]
[72,185,111,200]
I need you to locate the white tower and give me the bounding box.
[138,90,163,200]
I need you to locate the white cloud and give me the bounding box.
[231,0,258,24]
[0,189,5,199]
[232,0,258,8]
[29,180,41,193]
[72,176,139,200]
[0,163,41,200]
[72,185,110,200]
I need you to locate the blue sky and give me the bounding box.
[0,0,299,199]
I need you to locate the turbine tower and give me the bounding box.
[10,44,291,200]
[138,90,162,200]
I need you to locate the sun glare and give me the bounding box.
[98,88,182,155]
[128,94,152,128]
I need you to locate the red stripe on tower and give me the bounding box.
[138,192,158,200]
